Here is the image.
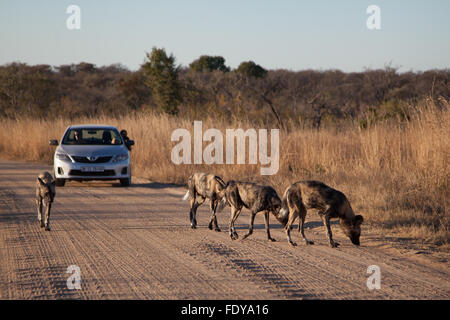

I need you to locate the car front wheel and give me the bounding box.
[120,177,131,187]
[55,178,66,187]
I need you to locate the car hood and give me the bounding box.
[57,144,128,157]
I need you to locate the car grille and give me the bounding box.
[71,156,112,163]
[69,170,116,176]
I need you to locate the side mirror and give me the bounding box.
[127,140,135,146]
[49,140,59,146]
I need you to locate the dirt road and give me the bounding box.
[0,160,448,299]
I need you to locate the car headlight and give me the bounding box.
[112,153,129,163]
[55,152,71,162]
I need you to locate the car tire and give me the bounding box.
[55,178,66,187]
[120,177,131,187]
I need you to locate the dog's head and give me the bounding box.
[341,215,364,245]
[38,177,56,203]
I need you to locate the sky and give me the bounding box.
[0,0,449,72]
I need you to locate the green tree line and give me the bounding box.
[0,47,448,128]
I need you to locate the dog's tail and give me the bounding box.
[217,194,228,212]
[273,191,289,227]
[278,207,289,225]
[280,196,289,216]
[214,175,226,188]
[182,190,190,201]
[182,174,195,201]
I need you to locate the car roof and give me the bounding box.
[68,124,119,130]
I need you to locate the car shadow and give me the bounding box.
[127,181,184,189]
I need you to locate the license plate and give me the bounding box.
[81,166,104,172]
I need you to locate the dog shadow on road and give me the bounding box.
[232,220,338,231]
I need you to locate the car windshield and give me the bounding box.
[62,128,123,145]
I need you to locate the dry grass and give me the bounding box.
[0,99,448,246]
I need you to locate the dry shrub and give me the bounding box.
[0,99,448,245]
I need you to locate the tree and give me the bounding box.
[0,63,55,117]
[189,55,230,72]
[119,71,151,110]
[236,61,267,78]
[142,47,182,115]
[75,62,95,73]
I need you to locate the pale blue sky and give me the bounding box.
[0,0,449,71]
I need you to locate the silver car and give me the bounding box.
[49,125,134,187]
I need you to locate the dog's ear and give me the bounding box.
[37,177,46,187]
[353,215,364,226]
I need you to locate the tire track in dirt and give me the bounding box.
[36,180,272,299]
[183,240,313,299]
[246,237,448,299]
[306,243,449,298]
[178,205,449,299]
[0,184,80,299]
[0,160,449,299]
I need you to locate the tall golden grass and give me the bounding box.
[0,99,448,245]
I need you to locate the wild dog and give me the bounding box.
[182,172,227,231]
[218,181,287,241]
[279,180,364,248]
[35,172,56,231]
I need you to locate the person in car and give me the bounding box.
[102,131,113,145]
[73,130,83,144]
[120,129,132,151]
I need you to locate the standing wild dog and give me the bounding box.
[279,180,364,247]
[182,172,227,231]
[35,172,56,231]
[218,181,287,241]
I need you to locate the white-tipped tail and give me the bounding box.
[217,196,228,212]
[182,190,190,201]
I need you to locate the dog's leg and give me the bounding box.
[36,196,44,228]
[189,197,196,228]
[208,197,221,232]
[212,200,221,231]
[242,211,256,240]
[229,207,241,240]
[44,201,51,231]
[212,213,220,232]
[208,196,215,230]
[191,197,205,229]
[320,212,339,248]
[285,209,298,246]
[188,186,199,229]
[264,211,276,242]
[298,206,314,245]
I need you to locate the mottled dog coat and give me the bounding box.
[279,180,364,247]
[35,172,56,231]
[219,181,286,241]
[182,172,227,231]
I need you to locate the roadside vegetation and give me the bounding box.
[0,99,447,247]
[0,48,448,246]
